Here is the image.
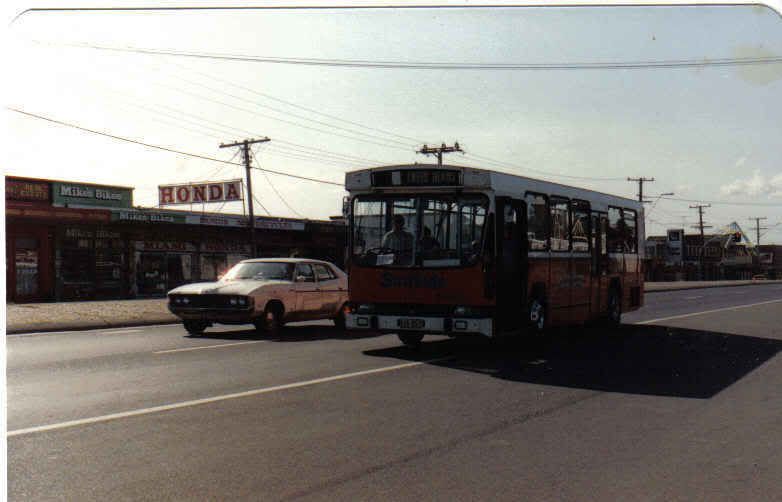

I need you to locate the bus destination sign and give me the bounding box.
[372,169,461,187]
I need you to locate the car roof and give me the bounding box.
[240,258,336,266]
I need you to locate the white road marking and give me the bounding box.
[636,298,782,325]
[99,329,144,335]
[154,340,265,354]
[684,296,703,300]
[7,357,451,437]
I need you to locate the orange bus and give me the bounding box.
[344,164,644,346]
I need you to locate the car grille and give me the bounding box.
[170,294,245,308]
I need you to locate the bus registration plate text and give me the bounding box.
[398,318,425,329]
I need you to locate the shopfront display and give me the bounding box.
[57,227,128,300]
[199,241,251,281]
[134,240,197,296]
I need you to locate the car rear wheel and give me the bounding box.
[333,306,346,331]
[183,321,206,336]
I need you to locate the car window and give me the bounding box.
[295,263,315,282]
[313,264,335,281]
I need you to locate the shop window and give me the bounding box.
[15,237,39,297]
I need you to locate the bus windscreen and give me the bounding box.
[352,194,487,268]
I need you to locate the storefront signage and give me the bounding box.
[52,182,133,209]
[254,217,306,231]
[113,211,187,224]
[200,242,252,253]
[158,180,243,205]
[185,214,247,227]
[135,241,198,252]
[6,205,110,222]
[6,179,50,202]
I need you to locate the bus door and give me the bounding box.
[590,212,609,316]
[495,197,527,332]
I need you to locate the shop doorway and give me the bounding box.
[13,237,41,301]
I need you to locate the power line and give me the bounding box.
[251,147,304,218]
[660,195,782,207]
[155,81,411,151]
[75,43,782,71]
[462,152,626,181]
[9,107,345,187]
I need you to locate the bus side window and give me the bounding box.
[607,207,624,253]
[623,208,638,253]
[571,200,590,252]
[525,192,549,251]
[550,197,570,251]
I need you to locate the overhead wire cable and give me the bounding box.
[462,152,626,181]
[154,82,412,151]
[251,146,304,218]
[8,107,344,187]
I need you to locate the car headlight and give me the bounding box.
[230,297,238,305]
[237,297,247,306]
[453,306,467,316]
[182,297,190,304]
[357,304,375,314]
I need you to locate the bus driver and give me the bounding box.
[382,214,414,263]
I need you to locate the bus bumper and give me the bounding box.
[345,313,493,338]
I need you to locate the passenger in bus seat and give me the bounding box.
[420,226,441,258]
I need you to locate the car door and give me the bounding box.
[293,263,321,319]
[312,263,341,316]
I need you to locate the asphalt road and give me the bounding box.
[8,283,782,501]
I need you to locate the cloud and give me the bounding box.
[720,170,782,198]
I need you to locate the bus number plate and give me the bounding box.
[398,318,425,329]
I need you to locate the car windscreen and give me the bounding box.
[221,262,295,281]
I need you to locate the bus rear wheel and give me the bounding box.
[398,333,424,347]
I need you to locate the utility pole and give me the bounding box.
[417,142,463,166]
[690,204,712,280]
[748,217,768,246]
[219,137,270,256]
[627,177,655,203]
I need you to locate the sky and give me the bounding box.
[4,2,782,242]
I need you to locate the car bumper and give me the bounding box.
[168,306,257,324]
[345,313,493,337]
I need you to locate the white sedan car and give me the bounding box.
[167,258,348,336]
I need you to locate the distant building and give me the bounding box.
[6,176,345,303]
[644,225,758,281]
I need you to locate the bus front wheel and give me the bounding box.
[398,333,424,347]
[528,297,546,334]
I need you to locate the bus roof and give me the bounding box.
[344,164,642,213]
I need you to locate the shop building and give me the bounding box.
[6,176,346,303]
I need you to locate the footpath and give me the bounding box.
[6,280,782,334]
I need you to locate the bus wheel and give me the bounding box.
[184,321,206,337]
[528,297,546,334]
[398,333,424,347]
[606,288,622,326]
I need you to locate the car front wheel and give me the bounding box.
[184,321,206,336]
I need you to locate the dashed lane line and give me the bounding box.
[635,298,782,325]
[7,357,451,437]
[154,340,266,354]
